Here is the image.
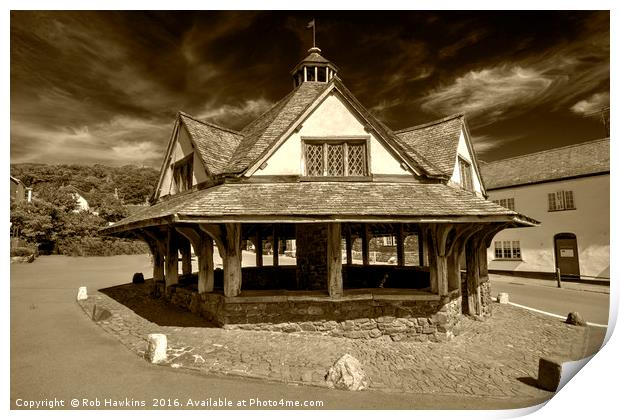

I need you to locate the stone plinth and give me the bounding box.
[155,280,462,342]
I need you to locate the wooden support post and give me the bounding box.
[427,225,451,296]
[152,244,165,282]
[362,224,370,266]
[197,235,214,293]
[223,223,242,297]
[272,226,279,268]
[177,226,214,293]
[138,229,166,282]
[327,223,343,298]
[478,244,489,285]
[465,239,482,316]
[345,225,352,265]
[179,237,192,275]
[165,227,179,287]
[418,228,426,266]
[255,230,263,267]
[396,224,405,267]
[447,251,461,292]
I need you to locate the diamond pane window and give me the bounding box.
[306,143,324,176]
[304,140,368,177]
[348,143,366,176]
[327,144,344,176]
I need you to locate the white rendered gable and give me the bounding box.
[158,124,209,197]
[254,92,410,176]
[450,130,484,194]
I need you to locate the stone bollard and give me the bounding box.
[132,272,145,284]
[146,334,168,364]
[76,287,88,301]
[498,292,509,304]
[538,357,564,391]
[566,312,587,326]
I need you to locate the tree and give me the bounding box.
[97,196,129,223]
[34,185,79,212]
[10,200,56,243]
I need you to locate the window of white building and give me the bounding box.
[548,190,576,211]
[494,240,521,260]
[493,198,515,211]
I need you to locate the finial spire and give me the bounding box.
[306,19,316,48]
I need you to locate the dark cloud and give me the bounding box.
[10,11,609,167]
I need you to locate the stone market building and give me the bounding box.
[103,47,538,341]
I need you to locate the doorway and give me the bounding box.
[554,233,580,278]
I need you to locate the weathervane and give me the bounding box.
[307,19,316,48]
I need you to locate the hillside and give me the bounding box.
[10,163,160,205]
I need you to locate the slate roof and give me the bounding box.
[481,138,610,190]
[179,113,243,175]
[394,114,464,176]
[104,182,536,234]
[172,78,456,180]
[225,82,328,173]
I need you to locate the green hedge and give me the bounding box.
[56,237,149,257]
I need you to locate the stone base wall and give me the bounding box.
[153,281,462,342]
[295,224,328,290]
[480,280,492,317]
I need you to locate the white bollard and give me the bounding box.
[498,292,510,304]
[76,287,88,301]
[146,334,168,364]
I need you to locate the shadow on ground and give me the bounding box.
[517,376,541,389]
[100,283,216,328]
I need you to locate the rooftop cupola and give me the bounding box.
[291,46,339,88]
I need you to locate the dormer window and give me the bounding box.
[173,154,193,193]
[458,157,473,191]
[303,138,368,178]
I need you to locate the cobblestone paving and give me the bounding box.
[79,285,588,399]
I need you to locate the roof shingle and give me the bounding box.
[481,138,610,190]
[394,114,464,177]
[179,113,243,175]
[225,82,329,173]
[105,181,533,233]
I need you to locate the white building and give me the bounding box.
[481,138,609,282]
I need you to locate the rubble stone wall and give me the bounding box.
[480,280,492,317]
[295,224,328,290]
[155,281,462,342]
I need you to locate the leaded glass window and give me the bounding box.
[348,143,366,176]
[304,140,368,177]
[306,143,324,176]
[327,144,344,176]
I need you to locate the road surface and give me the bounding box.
[11,255,546,410]
[489,275,610,326]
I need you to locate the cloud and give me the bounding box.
[421,66,554,123]
[438,29,488,59]
[11,115,170,167]
[570,92,609,116]
[471,133,524,154]
[197,98,273,127]
[419,23,609,127]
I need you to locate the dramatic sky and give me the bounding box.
[10,10,610,168]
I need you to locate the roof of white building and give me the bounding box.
[481,138,609,190]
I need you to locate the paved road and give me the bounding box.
[489,275,610,326]
[11,255,545,410]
